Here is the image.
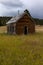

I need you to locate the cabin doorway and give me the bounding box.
[24,26,28,35]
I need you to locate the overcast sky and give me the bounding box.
[0,0,43,18]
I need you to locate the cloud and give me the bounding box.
[0,0,24,16]
[0,0,23,8]
[0,0,43,18]
[21,0,43,18]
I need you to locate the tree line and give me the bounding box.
[34,18,43,25]
[0,17,12,26]
[0,17,43,26]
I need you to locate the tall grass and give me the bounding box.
[0,32,43,65]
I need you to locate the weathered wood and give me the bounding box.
[7,12,35,35]
[16,14,35,34]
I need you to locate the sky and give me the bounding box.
[0,0,43,18]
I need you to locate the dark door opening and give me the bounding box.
[24,26,28,35]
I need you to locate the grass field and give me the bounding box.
[0,26,7,33]
[0,26,43,65]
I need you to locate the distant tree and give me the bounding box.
[0,17,12,26]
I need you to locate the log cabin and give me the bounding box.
[6,9,35,35]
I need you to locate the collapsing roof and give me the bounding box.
[6,14,22,24]
[6,10,34,24]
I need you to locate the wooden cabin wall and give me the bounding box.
[16,14,35,34]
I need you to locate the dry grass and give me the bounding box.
[0,25,43,33]
[35,25,43,32]
[0,26,7,33]
[0,25,43,65]
[0,33,43,65]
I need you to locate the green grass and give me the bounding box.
[0,32,43,65]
